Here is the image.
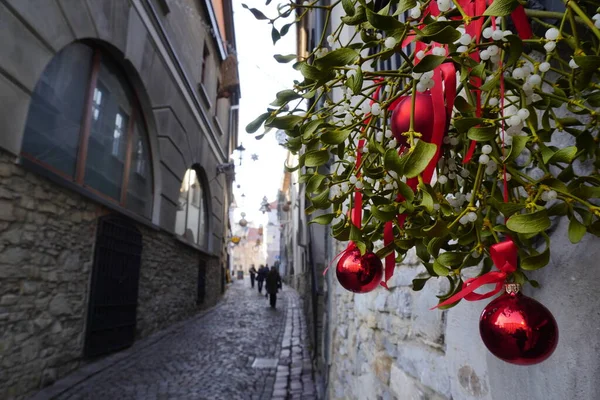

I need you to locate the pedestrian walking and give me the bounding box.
[257,264,268,294]
[265,266,282,309]
[249,264,257,288]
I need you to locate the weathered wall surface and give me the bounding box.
[0,150,222,399]
[327,221,600,400]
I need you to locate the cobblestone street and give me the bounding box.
[32,280,316,400]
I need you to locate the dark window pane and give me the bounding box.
[125,121,153,218]
[22,43,93,177]
[175,170,189,236]
[84,57,133,200]
[186,171,200,243]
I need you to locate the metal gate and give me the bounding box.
[85,215,142,358]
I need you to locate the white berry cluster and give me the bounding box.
[412,71,435,92]
[594,14,600,29]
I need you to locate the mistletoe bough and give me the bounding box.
[245,0,600,306]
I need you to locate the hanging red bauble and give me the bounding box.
[479,284,558,365]
[390,92,435,147]
[336,247,383,293]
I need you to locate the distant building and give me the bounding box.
[0,0,239,398]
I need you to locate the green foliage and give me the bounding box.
[244,0,600,301]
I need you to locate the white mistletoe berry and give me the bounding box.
[491,29,504,41]
[479,154,490,164]
[539,62,551,72]
[545,28,559,41]
[416,50,426,59]
[482,27,493,39]
[569,58,579,69]
[371,103,382,116]
[384,37,397,49]
[528,74,542,86]
[438,175,448,184]
[410,7,421,19]
[517,108,530,120]
[544,41,556,52]
[482,144,492,154]
[467,212,478,222]
[459,33,472,45]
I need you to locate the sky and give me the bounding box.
[231,1,300,227]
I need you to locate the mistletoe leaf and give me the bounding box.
[341,5,366,25]
[315,48,359,68]
[246,112,271,133]
[321,129,351,145]
[573,55,600,71]
[506,209,551,234]
[521,235,551,270]
[365,8,404,31]
[411,277,429,291]
[432,260,450,276]
[504,35,523,67]
[384,148,404,176]
[398,0,418,13]
[505,135,528,162]
[274,54,297,63]
[304,149,330,167]
[403,141,437,178]
[271,26,280,44]
[397,180,415,202]
[467,125,497,142]
[347,67,364,95]
[483,0,518,17]
[413,55,446,73]
[548,146,577,164]
[306,174,326,194]
[242,4,269,20]
[454,117,484,133]
[342,0,355,16]
[265,115,304,130]
[309,213,335,225]
[568,217,586,243]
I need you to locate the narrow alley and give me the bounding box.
[32,280,316,400]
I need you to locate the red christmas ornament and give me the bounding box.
[479,284,558,365]
[336,247,383,293]
[390,92,435,147]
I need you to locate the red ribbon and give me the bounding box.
[432,239,517,309]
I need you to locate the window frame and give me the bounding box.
[176,167,210,250]
[20,44,154,219]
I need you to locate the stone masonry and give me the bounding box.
[0,150,222,399]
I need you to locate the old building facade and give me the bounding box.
[0,0,239,398]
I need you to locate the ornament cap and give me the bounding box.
[504,283,521,295]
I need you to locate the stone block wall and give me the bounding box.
[0,150,222,399]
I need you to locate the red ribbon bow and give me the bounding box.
[432,239,518,309]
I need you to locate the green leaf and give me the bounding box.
[315,48,359,68]
[298,62,324,81]
[246,112,271,133]
[396,180,415,202]
[413,55,446,73]
[309,213,335,225]
[347,67,363,95]
[403,140,437,178]
[242,4,269,20]
[454,96,474,113]
[505,135,528,162]
[384,148,404,176]
[573,55,600,71]
[365,8,404,31]
[453,117,484,133]
[548,146,577,164]
[421,190,434,212]
[423,219,449,237]
[504,35,523,67]
[418,25,461,44]
[274,89,301,104]
[342,0,355,16]
[271,26,280,44]
[467,125,497,142]
[506,209,551,234]
[432,260,450,276]
[371,205,398,222]
[411,277,429,291]
[306,174,326,194]
[321,129,351,145]
[568,217,586,243]
[304,150,330,167]
[280,23,292,37]
[437,251,467,267]
[483,0,518,16]
[398,0,417,13]
[341,5,366,25]
[310,188,331,209]
[521,247,550,270]
[265,115,304,130]
[274,54,297,63]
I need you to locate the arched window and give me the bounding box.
[21,42,153,219]
[175,168,209,248]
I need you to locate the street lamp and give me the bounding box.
[235,143,246,166]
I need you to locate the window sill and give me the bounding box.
[198,83,213,111]
[213,115,224,136]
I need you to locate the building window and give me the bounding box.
[175,168,209,248]
[21,42,153,219]
[201,45,210,86]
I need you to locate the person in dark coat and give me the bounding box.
[265,266,282,308]
[256,264,267,294]
[249,264,257,288]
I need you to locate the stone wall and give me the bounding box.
[0,151,222,399]
[327,223,600,400]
